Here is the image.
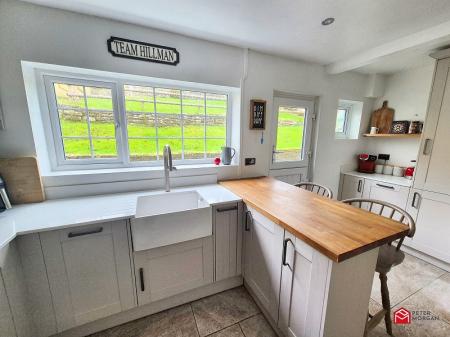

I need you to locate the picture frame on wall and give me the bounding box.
[249,99,266,130]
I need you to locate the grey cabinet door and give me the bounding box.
[244,205,284,323]
[214,203,242,282]
[341,175,364,200]
[40,220,135,332]
[415,57,450,194]
[134,236,214,306]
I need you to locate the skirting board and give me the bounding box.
[401,245,450,272]
[55,275,243,337]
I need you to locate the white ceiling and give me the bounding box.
[21,0,450,73]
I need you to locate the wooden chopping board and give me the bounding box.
[371,100,394,134]
[0,157,45,204]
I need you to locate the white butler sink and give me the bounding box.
[131,191,212,251]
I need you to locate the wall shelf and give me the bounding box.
[363,133,421,138]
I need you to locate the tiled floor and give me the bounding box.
[368,254,450,337]
[90,253,449,337]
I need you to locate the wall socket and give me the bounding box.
[245,158,256,165]
[378,154,390,161]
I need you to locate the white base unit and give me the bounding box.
[405,189,450,264]
[362,179,410,211]
[278,230,379,337]
[40,220,135,332]
[134,236,214,306]
[340,174,364,200]
[243,205,285,323]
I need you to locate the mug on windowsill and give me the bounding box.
[221,147,236,165]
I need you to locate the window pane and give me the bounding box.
[274,105,305,162]
[128,139,157,161]
[184,116,205,138]
[92,139,117,158]
[62,138,91,159]
[335,109,347,133]
[53,82,118,160]
[54,83,88,137]
[157,118,182,138]
[184,139,205,159]
[206,139,225,158]
[206,93,227,116]
[124,85,154,113]
[182,91,205,115]
[206,116,226,138]
[158,139,182,160]
[155,88,181,114]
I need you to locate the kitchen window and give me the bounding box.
[335,107,349,134]
[43,74,230,169]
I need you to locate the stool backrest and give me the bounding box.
[341,198,416,249]
[295,182,333,199]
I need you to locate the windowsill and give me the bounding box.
[43,162,239,178]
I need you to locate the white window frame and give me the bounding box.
[335,106,350,136]
[37,69,233,171]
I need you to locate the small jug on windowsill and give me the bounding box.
[221,147,236,165]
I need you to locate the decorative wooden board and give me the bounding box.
[220,177,409,262]
[249,99,266,129]
[0,157,45,204]
[371,101,394,134]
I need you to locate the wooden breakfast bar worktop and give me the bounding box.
[220,177,409,262]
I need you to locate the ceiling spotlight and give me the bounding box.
[321,17,335,26]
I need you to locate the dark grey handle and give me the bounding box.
[245,211,252,231]
[376,183,395,190]
[216,205,238,212]
[423,138,433,155]
[412,192,421,209]
[68,227,103,238]
[357,180,363,193]
[139,268,145,292]
[282,238,294,268]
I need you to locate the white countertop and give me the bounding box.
[344,171,412,187]
[0,184,241,249]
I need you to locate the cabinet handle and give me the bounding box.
[357,180,363,193]
[68,227,103,238]
[216,205,238,212]
[139,268,145,292]
[282,238,294,268]
[423,138,433,155]
[244,211,252,231]
[376,183,395,190]
[412,192,421,209]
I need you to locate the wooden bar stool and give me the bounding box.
[295,182,333,199]
[341,198,416,336]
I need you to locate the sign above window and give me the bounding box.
[107,36,180,66]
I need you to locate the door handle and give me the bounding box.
[376,183,395,190]
[423,138,433,155]
[357,180,363,193]
[139,268,145,292]
[412,192,421,209]
[68,227,103,238]
[282,238,294,269]
[216,205,238,212]
[244,211,252,231]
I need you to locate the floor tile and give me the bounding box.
[89,304,199,337]
[207,325,244,337]
[371,254,446,307]
[368,319,450,337]
[191,287,260,336]
[239,314,277,337]
[369,299,383,316]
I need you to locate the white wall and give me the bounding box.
[0,0,373,197]
[366,64,435,166]
[242,51,372,194]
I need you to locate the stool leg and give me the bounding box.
[379,273,393,335]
